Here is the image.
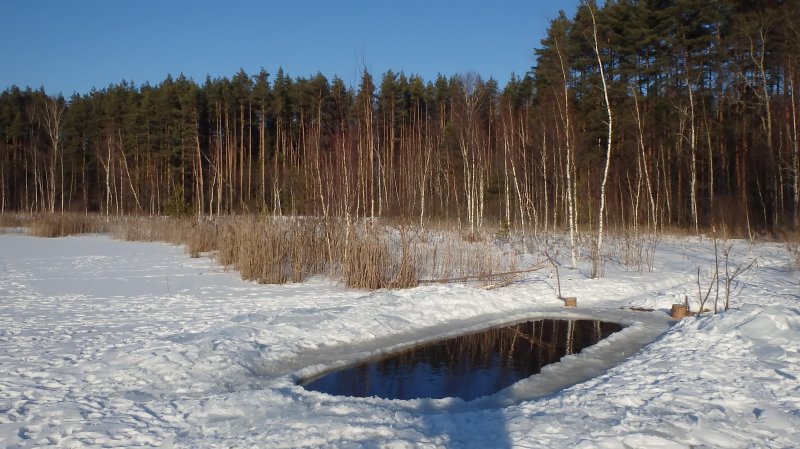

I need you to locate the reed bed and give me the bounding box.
[27,213,108,237]
[0,213,27,233]
[17,213,521,290]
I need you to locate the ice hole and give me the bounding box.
[300,319,623,402]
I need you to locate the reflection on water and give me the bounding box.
[301,319,623,401]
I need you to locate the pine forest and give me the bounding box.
[2,0,799,239]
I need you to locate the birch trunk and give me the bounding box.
[791,72,799,226]
[589,3,613,279]
[554,35,578,268]
[687,67,699,234]
[40,98,65,213]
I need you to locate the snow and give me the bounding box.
[0,230,798,448]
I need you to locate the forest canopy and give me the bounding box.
[1,0,798,235]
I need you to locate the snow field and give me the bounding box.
[0,232,798,448]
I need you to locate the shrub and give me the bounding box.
[787,240,800,269]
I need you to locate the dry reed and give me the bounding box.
[343,233,394,289]
[212,217,337,284]
[0,214,28,234]
[28,213,108,237]
[20,213,521,290]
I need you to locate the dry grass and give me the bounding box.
[341,226,419,289]
[210,217,422,288]
[17,213,521,290]
[225,220,292,284]
[0,213,27,229]
[343,233,394,288]
[0,214,27,234]
[215,217,325,284]
[114,217,219,258]
[28,213,108,237]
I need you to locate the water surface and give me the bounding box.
[302,319,622,401]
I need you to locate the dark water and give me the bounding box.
[301,319,623,401]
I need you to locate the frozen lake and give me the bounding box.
[1,232,798,448]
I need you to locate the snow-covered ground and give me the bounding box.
[0,231,798,448]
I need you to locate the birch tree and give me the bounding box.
[40,96,66,212]
[554,28,579,268]
[587,1,614,278]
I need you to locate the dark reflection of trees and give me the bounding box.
[303,319,623,401]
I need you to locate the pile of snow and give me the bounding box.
[0,232,798,448]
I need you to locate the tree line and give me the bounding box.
[1,0,798,238]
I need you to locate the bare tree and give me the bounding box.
[587,2,614,278]
[454,72,488,238]
[790,72,799,227]
[631,86,657,231]
[39,96,66,212]
[685,56,700,235]
[554,33,579,267]
[749,27,776,225]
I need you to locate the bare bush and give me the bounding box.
[720,242,757,311]
[415,235,517,286]
[789,242,800,269]
[619,229,660,272]
[784,232,800,269]
[691,233,756,315]
[603,228,661,273]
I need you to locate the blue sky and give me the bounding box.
[1,0,579,96]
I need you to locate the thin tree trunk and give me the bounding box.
[589,3,614,278]
[195,116,204,215]
[554,35,578,267]
[117,130,142,214]
[791,72,799,226]
[631,86,657,231]
[40,98,65,213]
[687,63,699,234]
